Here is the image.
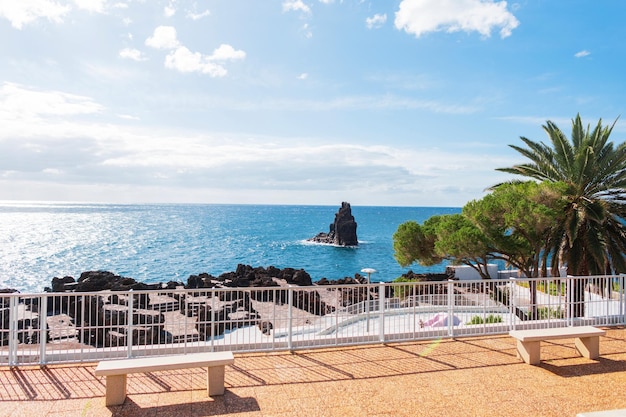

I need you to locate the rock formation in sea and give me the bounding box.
[308,202,358,246]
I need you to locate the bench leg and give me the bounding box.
[575,336,600,359]
[207,365,226,396]
[105,374,127,406]
[516,340,541,365]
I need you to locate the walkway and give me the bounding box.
[1,327,626,416]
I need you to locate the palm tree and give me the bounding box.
[498,114,626,316]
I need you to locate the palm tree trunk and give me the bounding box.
[567,259,587,318]
[571,279,585,317]
[529,280,538,319]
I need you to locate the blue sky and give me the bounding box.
[1,0,625,207]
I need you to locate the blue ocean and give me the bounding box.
[0,202,461,293]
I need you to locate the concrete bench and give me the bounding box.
[577,409,626,417]
[509,326,605,365]
[95,351,234,406]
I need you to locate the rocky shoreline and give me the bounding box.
[0,265,372,348]
[1,265,450,350]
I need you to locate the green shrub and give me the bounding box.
[537,281,565,296]
[466,314,503,325]
[393,276,418,283]
[392,276,421,299]
[535,306,564,319]
[516,281,565,296]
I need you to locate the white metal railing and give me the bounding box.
[1,275,624,366]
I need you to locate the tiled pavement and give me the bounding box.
[1,328,626,417]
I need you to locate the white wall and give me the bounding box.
[497,267,567,279]
[453,264,568,280]
[453,264,499,280]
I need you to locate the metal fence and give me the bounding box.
[1,275,624,366]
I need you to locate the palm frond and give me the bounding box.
[501,115,626,277]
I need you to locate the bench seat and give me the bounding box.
[577,409,626,417]
[95,351,234,406]
[509,326,605,365]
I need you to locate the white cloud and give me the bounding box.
[96,135,425,187]
[366,13,387,29]
[187,9,210,20]
[165,47,227,76]
[302,23,313,38]
[0,82,506,206]
[112,2,128,9]
[283,1,313,36]
[145,26,180,50]
[0,0,70,29]
[117,114,139,120]
[395,0,519,39]
[282,0,311,14]
[119,47,146,61]
[146,92,477,114]
[0,124,508,206]
[251,95,479,114]
[298,73,308,80]
[575,50,590,58]
[210,44,246,61]
[82,62,140,80]
[164,5,176,17]
[42,168,62,175]
[146,26,245,76]
[0,82,104,121]
[72,0,107,13]
[164,44,246,77]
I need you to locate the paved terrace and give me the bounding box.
[1,327,626,417]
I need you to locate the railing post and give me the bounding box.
[566,276,573,326]
[379,282,385,342]
[366,284,370,333]
[333,286,339,346]
[288,285,293,351]
[509,277,516,331]
[447,279,454,337]
[413,282,418,337]
[127,289,134,358]
[622,275,626,325]
[272,288,278,349]
[482,281,487,334]
[8,295,17,366]
[606,276,611,325]
[39,294,47,365]
[80,294,85,359]
[178,287,187,352]
[211,289,216,350]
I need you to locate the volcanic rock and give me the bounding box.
[308,202,358,246]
